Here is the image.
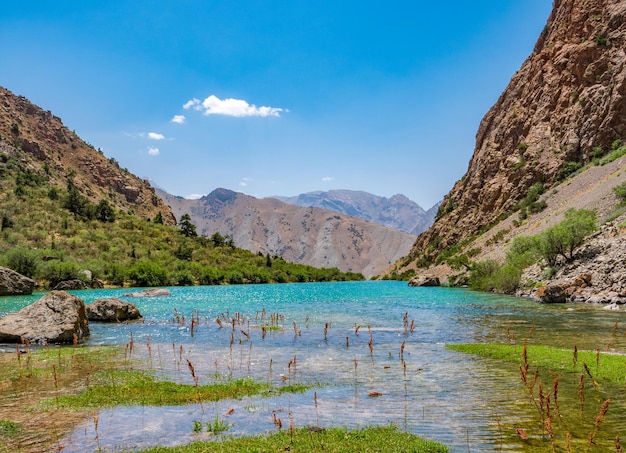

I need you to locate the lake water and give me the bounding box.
[2,281,625,451]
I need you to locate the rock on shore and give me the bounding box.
[0,291,89,344]
[0,266,35,296]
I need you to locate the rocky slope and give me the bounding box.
[274,190,439,235]
[157,188,416,278]
[0,86,175,225]
[405,0,626,264]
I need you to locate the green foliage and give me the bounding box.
[614,181,626,203]
[469,209,597,294]
[594,32,608,46]
[94,199,116,222]
[0,163,363,287]
[141,426,448,453]
[4,248,38,278]
[179,213,197,238]
[153,211,164,224]
[538,208,597,266]
[557,161,583,181]
[468,260,522,294]
[127,260,169,287]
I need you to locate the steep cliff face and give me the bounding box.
[408,0,626,262]
[158,188,416,278]
[0,86,176,224]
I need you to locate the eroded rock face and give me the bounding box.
[408,0,626,263]
[86,298,141,322]
[0,266,35,296]
[0,291,89,344]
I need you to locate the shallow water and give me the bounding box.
[2,281,625,451]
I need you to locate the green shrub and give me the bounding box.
[4,248,38,278]
[538,208,597,266]
[557,161,583,181]
[127,260,169,287]
[613,181,626,203]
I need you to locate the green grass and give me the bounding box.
[140,425,448,452]
[0,420,21,439]
[446,343,626,384]
[51,370,309,408]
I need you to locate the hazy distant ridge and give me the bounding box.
[157,188,416,278]
[273,190,439,235]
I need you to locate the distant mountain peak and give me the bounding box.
[273,189,438,235]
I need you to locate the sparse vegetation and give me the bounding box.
[468,209,597,293]
[0,152,364,287]
[141,426,448,453]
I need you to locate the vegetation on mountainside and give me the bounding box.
[0,148,364,288]
[468,208,597,293]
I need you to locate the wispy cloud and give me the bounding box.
[322,176,334,182]
[171,115,186,124]
[148,132,165,140]
[148,147,160,156]
[186,193,206,200]
[183,95,286,117]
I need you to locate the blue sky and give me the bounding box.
[1,1,552,208]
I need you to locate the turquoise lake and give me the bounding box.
[1,281,625,451]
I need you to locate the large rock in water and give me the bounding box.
[122,288,171,297]
[0,266,36,296]
[0,291,89,344]
[86,298,142,322]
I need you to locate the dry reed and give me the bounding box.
[588,399,610,446]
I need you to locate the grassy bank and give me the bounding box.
[140,425,448,453]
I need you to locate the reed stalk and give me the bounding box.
[588,399,610,446]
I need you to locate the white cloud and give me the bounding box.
[183,95,286,117]
[240,181,248,187]
[171,115,186,124]
[186,193,206,200]
[147,132,165,140]
[322,176,334,182]
[183,98,200,110]
[148,147,160,156]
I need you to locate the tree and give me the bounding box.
[94,199,116,222]
[538,208,597,266]
[154,211,164,224]
[179,214,197,237]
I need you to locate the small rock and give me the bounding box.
[408,275,441,287]
[604,303,620,311]
[537,284,567,303]
[123,288,171,297]
[86,298,142,322]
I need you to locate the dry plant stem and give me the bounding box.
[588,399,610,446]
[578,374,585,415]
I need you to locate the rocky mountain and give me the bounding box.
[274,190,439,235]
[157,188,416,278]
[405,0,626,265]
[0,86,176,225]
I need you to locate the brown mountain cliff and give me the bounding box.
[0,86,175,225]
[406,0,626,264]
[158,188,416,278]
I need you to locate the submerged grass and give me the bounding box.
[140,425,448,453]
[51,369,309,408]
[446,343,626,384]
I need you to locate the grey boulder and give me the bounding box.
[0,266,35,296]
[0,291,89,344]
[86,298,142,322]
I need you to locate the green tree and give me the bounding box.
[94,199,116,222]
[539,208,597,265]
[5,248,38,278]
[179,214,197,238]
[154,211,164,224]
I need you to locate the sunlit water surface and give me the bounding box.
[2,281,625,452]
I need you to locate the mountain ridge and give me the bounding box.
[403,0,626,266]
[157,187,416,278]
[273,189,439,235]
